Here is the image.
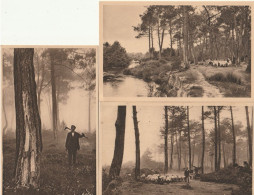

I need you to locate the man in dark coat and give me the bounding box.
[184,168,190,183]
[65,125,86,165]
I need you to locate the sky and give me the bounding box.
[101,105,251,166]
[103,5,189,53]
[104,5,155,54]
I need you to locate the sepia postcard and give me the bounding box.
[100,2,253,100]
[1,46,98,195]
[100,102,253,195]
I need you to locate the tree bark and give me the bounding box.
[213,107,218,171]
[201,106,205,174]
[109,106,126,178]
[164,106,169,174]
[230,106,236,165]
[245,106,252,166]
[88,90,91,132]
[2,90,8,135]
[187,106,191,170]
[13,48,42,189]
[217,107,222,170]
[132,106,140,180]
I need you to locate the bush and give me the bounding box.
[171,59,181,70]
[200,166,252,194]
[123,68,132,75]
[226,72,242,85]
[208,72,242,85]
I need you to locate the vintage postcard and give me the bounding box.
[1,46,98,195]
[100,102,253,195]
[100,2,253,99]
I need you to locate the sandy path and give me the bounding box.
[182,67,223,97]
[119,180,239,195]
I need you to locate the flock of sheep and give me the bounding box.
[198,58,233,67]
[140,174,185,184]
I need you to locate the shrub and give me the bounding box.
[208,72,242,85]
[226,72,242,85]
[171,59,181,70]
[123,69,132,75]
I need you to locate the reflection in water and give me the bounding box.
[104,75,152,97]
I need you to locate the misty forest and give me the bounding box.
[103,5,251,97]
[102,106,252,195]
[2,48,96,194]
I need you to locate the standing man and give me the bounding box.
[65,125,87,165]
[184,168,190,183]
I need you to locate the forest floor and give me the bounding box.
[3,130,96,195]
[116,179,239,195]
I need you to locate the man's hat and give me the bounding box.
[71,125,76,130]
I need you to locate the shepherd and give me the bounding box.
[184,168,190,183]
[65,125,87,165]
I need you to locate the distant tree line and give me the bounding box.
[108,105,253,182]
[134,5,251,71]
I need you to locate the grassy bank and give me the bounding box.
[197,65,251,97]
[3,130,96,195]
[200,165,252,195]
[123,58,181,84]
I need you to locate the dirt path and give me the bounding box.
[182,67,223,98]
[118,180,239,195]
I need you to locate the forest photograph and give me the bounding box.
[101,104,252,194]
[102,4,251,98]
[2,47,96,194]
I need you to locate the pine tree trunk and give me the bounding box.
[187,106,191,170]
[13,48,42,189]
[132,106,140,180]
[169,108,174,170]
[223,143,226,168]
[217,108,221,170]
[183,6,189,68]
[213,107,218,171]
[230,106,236,165]
[88,91,91,132]
[50,53,58,139]
[201,106,205,174]
[109,106,126,178]
[192,140,195,167]
[149,27,151,59]
[245,106,252,166]
[164,106,169,174]
[2,90,8,135]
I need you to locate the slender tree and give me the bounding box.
[245,106,252,166]
[183,6,189,68]
[13,48,42,189]
[2,90,8,134]
[164,106,169,174]
[169,107,175,170]
[187,106,191,170]
[213,107,218,171]
[49,51,58,139]
[132,106,140,180]
[230,106,236,165]
[201,106,205,174]
[109,106,126,178]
